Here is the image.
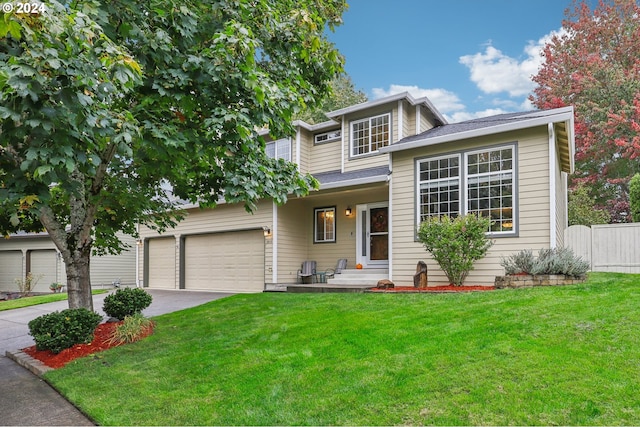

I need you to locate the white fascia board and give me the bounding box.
[319,175,388,190]
[382,107,575,154]
[292,119,340,131]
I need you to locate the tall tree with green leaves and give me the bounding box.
[630,174,640,222]
[0,0,346,310]
[568,184,610,226]
[530,0,640,222]
[294,74,367,124]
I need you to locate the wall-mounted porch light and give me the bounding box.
[345,207,352,217]
[263,226,271,237]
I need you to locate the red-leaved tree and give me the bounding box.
[530,0,640,222]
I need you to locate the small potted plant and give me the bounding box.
[49,282,64,293]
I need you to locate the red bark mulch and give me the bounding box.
[369,285,495,293]
[22,321,154,369]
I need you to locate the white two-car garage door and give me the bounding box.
[184,230,264,292]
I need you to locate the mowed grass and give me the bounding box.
[46,273,640,425]
[0,290,108,311]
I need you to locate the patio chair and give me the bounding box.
[297,261,317,284]
[326,258,347,279]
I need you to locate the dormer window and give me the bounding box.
[350,113,390,157]
[266,138,291,161]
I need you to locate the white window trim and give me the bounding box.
[350,112,391,157]
[416,144,517,236]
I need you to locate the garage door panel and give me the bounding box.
[184,231,264,292]
[0,251,23,291]
[29,250,60,293]
[148,238,176,289]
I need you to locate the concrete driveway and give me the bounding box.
[0,288,235,426]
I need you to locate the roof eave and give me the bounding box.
[319,175,388,190]
[381,107,575,155]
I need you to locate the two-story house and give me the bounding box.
[138,91,575,292]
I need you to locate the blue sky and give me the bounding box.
[327,0,580,122]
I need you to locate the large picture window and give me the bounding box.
[417,145,515,235]
[351,113,390,156]
[314,207,336,243]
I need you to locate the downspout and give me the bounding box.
[135,223,140,287]
[397,100,403,140]
[272,202,278,284]
[341,116,346,173]
[548,123,557,249]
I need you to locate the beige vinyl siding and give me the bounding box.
[309,129,342,175]
[555,149,568,247]
[275,198,310,283]
[402,100,412,138]
[419,106,437,134]
[296,128,311,173]
[390,126,552,286]
[139,200,273,290]
[90,233,136,286]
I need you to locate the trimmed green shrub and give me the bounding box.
[103,288,152,320]
[501,247,589,277]
[28,308,102,354]
[417,214,494,286]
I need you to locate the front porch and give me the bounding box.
[266,268,388,293]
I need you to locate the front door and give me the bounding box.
[356,202,389,267]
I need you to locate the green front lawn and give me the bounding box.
[0,290,108,311]
[46,273,640,425]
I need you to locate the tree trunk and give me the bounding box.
[64,245,94,311]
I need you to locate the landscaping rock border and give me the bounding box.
[495,274,586,289]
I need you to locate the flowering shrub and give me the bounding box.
[417,214,494,286]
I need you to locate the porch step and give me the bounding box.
[326,268,389,286]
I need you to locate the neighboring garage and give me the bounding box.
[27,249,64,293]
[0,251,23,291]
[145,237,176,289]
[183,230,265,292]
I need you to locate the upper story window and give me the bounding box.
[416,145,516,235]
[315,129,341,144]
[266,138,291,162]
[351,113,390,157]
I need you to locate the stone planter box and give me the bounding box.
[495,274,587,289]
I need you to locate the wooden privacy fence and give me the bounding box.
[564,223,640,273]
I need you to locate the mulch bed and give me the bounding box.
[368,285,495,293]
[22,321,154,369]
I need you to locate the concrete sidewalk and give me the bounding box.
[0,289,234,426]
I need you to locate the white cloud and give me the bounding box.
[371,84,465,114]
[459,31,562,98]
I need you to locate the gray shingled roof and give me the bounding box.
[395,110,557,146]
[313,166,390,188]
